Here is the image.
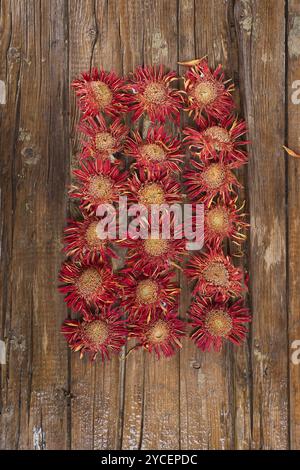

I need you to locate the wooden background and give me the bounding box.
[0,0,300,450]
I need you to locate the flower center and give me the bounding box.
[82,319,108,345]
[143,82,167,104]
[88,175,114,201]
[202,163,225,189]
[95,132,116,152]
[139,183,166,205]
[76,267,103,299]
[148,320,169,343]
[85,221,104,248]
[136,280,159,304]
[207,207,229,234]
[140,143,166,162]
[194,80,218,106]
[205,310,233,337]
[90,81,113,108]
[202,261,229,287]
[144,238,168,257]
[203,126,231,150]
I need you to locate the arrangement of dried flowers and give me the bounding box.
[59,58,251,361]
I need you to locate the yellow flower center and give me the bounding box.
[139,183,166,205]
[82,320,108,345]
[194,80,218,106]
[140,143,166,162]
[85,221,104,248]
[95,132,116,153]
[90,81,113,108]
[202,163,225,189]
[207,207,229,234]
[203,126,231,150]
[202,261,229,287]
[88,175,114,201]
[144,238,168,257]
[136,280,159,304]
[148,320,169,343]
[143,82,167,104]
[205,310,233,337]
[76,267,103,299]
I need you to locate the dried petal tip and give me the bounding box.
[283,145,300,158]
[178,56,207,67]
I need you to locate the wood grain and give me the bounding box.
[0,0,298,450]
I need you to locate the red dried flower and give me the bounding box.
[59,259,118,313]
[63,215,117,263]
[190,295,251,352]
[119,266,180,320]
[183,58,235,124]
[61,307,127,361]
[186,247,244,298]
[184,115,249,166]
[124,168,182,207]
[184,159,240,204]
[127,65,184,124]
[71,158,127,214]
[204,199,248,246]
[72,68,128,118]
[129,310,185,359]
[124,126,184,173]
[79,115,128,161]
[123,233,187,272]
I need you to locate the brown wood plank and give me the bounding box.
[68,0,126,450]
[287,0,300,451]
[0,0,69,449]
[235,0,289,449]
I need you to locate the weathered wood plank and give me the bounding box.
[287,0,300,451]
[0,0,69,449]
[235,0,288,449]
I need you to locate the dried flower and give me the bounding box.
[71,158,127,214]
[59,259,118,313]
[184,159,240,204]
[186,247,244,298]
[63,215,117,263]
[183,58,235,124]
[190,295,251,352]
[72,68,128,118]
[129,310,185,359]
[119,266,180,320]
[184,115,249,166]
[124,126,184,172]
[127,65,184,124]
[80,115,128,161]
[62,307,127,361]
[124,168,182,207]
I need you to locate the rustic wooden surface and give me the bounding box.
[0,0,299,450]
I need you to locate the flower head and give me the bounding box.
[61,307,127,361]
[183,58,235,124]
[190,295,251,352]
[184,159,240,204]
[184,115,249,166]
[186,247,244,298]
[127,65,184,124]
[80,116,128,161]
[204,199,248,246]
[71,158,127,214]
[124,168,182,207]
[119,266,180,320]
[59,259,118,313]
[63,215,117,263]
[124,126,184,172]
[129,310,185,359]
[72,68,128,118]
